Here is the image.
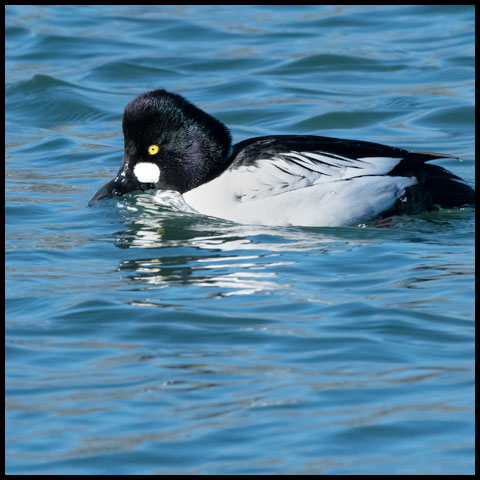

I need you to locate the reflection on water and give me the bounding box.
[112,192,379,297]
[110,193,474,301]
[120,256,284,297]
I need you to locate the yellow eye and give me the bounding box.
[148,145,159,155]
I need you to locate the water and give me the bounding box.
[5,5,475,475]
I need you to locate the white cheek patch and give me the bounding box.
[133,162,161,184]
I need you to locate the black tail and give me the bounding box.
[382,163,475,218]
[416,163,475,208]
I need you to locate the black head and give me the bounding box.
[89,89,232,206]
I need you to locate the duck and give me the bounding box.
[89,89,475,227]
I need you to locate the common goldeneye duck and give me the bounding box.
[89,89,475,227]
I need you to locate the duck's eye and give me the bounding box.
[148,145,159,155]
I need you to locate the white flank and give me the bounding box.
[183,152,417,227]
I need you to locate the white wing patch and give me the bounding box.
[223,151,403,201]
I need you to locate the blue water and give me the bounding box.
[5,5,475,475]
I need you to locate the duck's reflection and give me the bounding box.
[112,192,388,296]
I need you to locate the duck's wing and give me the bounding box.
[226,135,448,201]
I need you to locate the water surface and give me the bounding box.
[5,5,475,475]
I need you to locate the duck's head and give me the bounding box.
[88,89,231,206]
